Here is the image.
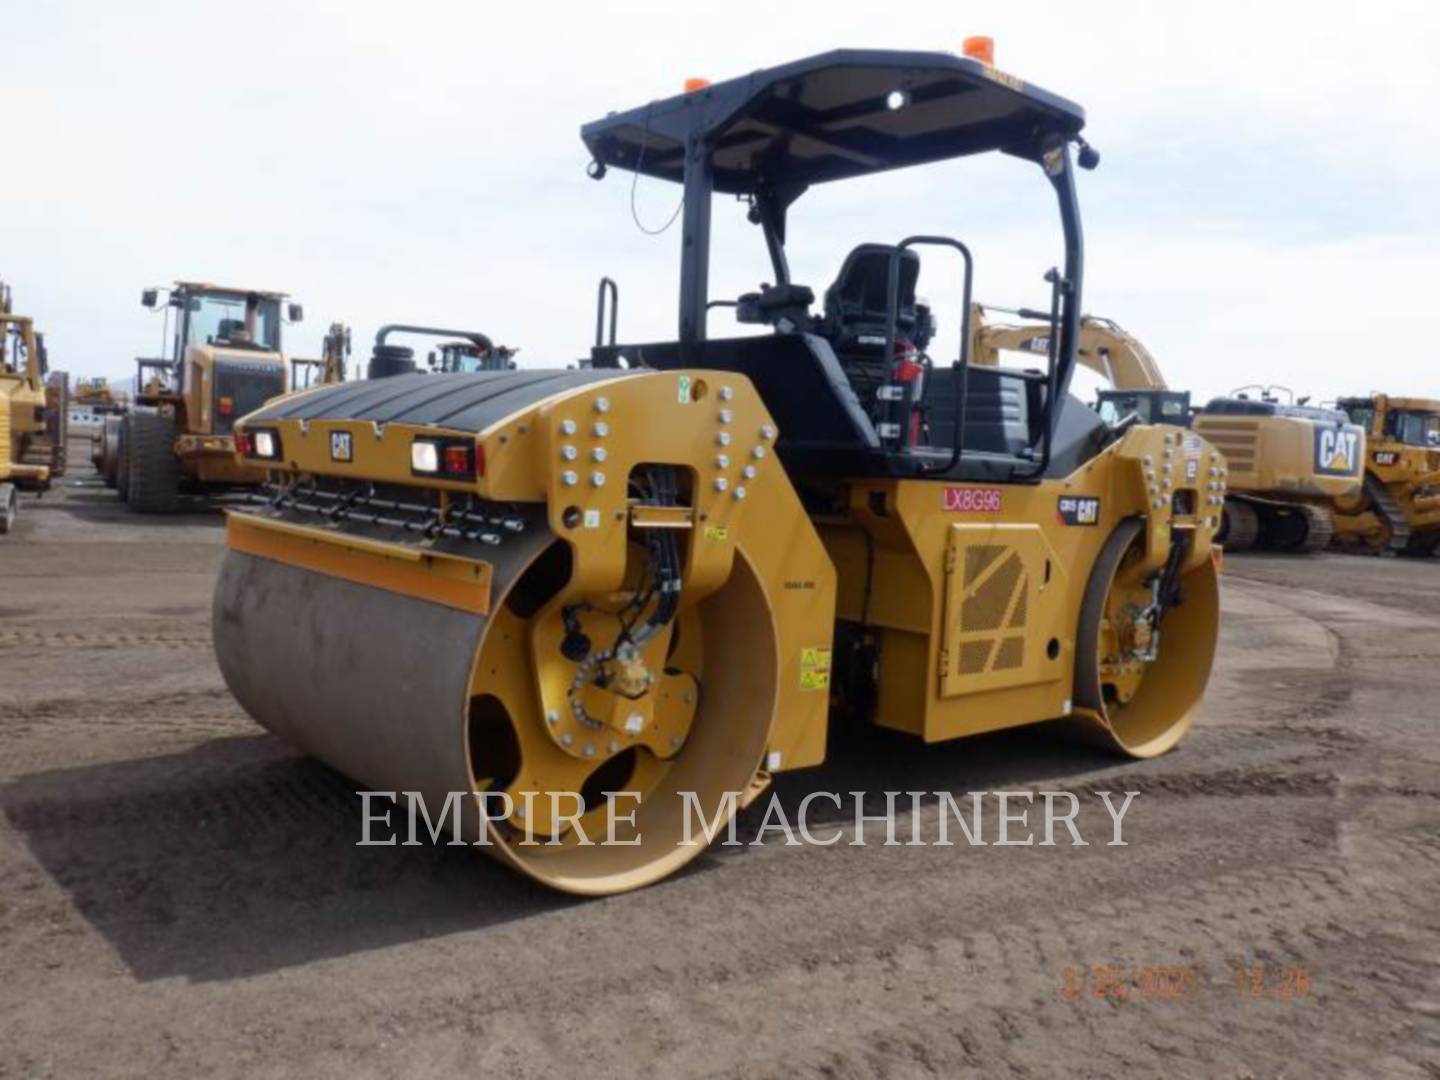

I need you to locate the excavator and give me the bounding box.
[1330,394,1440,555]
[970,303,1189,425]
[1191,387,1363,553]
[0,282,67,533]
[973,307,1362,553]
[214,46,1223,895]
[290,323,352,390]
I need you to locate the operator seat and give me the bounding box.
[818,244,932,422]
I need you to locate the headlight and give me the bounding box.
[254,430,277,459]
[411,436,480,479]
[411,440,439,473]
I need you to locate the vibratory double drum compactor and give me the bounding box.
[214,49,1223,894]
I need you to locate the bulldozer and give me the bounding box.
[116,281,302,512]
[969,303,1190,426]
[0,283,66,534]
[1191,387,1363,553]
[74,376,126,416]
[1330,394,1440,555]
[213,47,1223,895]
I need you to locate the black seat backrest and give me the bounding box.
[821,244,921,348]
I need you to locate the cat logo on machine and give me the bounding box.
[1374,451,1399,466]
[943,486,1003,513]
[1057,495,1101,526]
[329,430,354,462]
[1314,425,1361,476]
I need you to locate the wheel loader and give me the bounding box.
[1330,394,1440,555]
[1191,388,1363,553]
[117,281,302,512]
[213,47,1223,895]
[0,283,67,534]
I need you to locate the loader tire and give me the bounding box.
[125,410,181,514]
[1217,498,1259,551]
[1403,531,1440,558]
[0,483,16,535]
[116,417,132,503]
[100,415,122,488]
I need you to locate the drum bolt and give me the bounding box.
[561,733,575,747]
[591,447,607,462]
[752,445,766,459]
[591,471,606,488]
[607,740,620,754]
[714,477,728,492]
[670,736,682,750]
[716,454,730,468]
[546,710,559,726]
[734,487,747,500]
[562,470,578,486]
[716,432,731,447]
[561,445,577,461]
[583,744,596,758]
[560,419,577,435]
[624,713,645,734]
[719,408,733,424]
[742,465,756,479]
[719,385,734,401]
[593,421,609,437]
[594,397,610,413]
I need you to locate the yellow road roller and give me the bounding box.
[214,47,1223,894]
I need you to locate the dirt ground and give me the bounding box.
[2,437,1438,1079]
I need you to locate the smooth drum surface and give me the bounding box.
[212,527,554,838]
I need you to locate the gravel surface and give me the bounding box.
[2,440,1437,1078]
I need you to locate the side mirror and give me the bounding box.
[288,303,304,323]
[141,288,158,308]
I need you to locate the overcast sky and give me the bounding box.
[6,1,1437,404]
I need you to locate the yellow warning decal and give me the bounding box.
[799,646,832,691]
[703,525,729,542]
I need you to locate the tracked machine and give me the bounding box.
[1192,387,1363,553]
[117,282,303,511]
[0,283,67,533]
[1330,394,1440,555]
[214,47,1223,894]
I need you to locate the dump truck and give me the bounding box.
[1191,388,1364,553]
[1330,394,1440,555]
[970,304,1191,426]
[117,282,302,512]
[1,283,66,533]
[213,47,1223,895]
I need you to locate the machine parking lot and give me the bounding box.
[1,438,1437,1078]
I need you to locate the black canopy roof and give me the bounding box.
[580,49,1086,195]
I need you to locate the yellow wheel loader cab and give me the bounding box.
[214,48,1223,894]
[1192,394,1363,554]
[121,282,301,513]
[1331,394,1440,556]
